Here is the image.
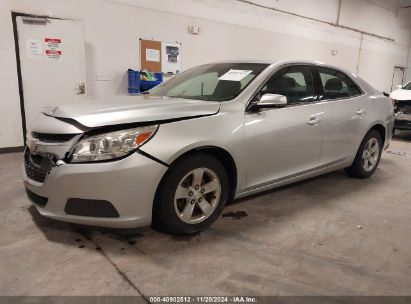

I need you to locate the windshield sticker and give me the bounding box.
[218,69,253,81]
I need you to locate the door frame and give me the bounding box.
[390,66,405,92]
[11,12,66,146]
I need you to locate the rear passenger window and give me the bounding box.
[318,67,362,100]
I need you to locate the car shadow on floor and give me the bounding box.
[28,166,383,257]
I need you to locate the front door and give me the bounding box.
[244,65,324,190]
[15,15,87,138]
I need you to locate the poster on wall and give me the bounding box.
[44,38,63,61]
[161,42,181,74]
[26,39,43,59]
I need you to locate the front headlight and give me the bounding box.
[71,125,158,162]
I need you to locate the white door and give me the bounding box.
[391,67,405,91]
[16,16,86,135]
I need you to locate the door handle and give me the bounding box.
[308,116,322,126]
[356,108,365,116]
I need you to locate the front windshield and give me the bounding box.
[404,82,411,90]
[149,63,269,101]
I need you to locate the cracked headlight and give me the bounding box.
[71,125,158,162]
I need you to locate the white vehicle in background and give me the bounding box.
[390,82,411,132]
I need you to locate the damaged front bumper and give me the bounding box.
[23,113,168,229]
[24,147,167,228]
[394,100,411,130]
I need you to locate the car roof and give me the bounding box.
[208,60,353,72]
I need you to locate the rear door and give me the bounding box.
[315,66,366,166]
[16,16,87,136]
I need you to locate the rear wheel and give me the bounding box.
[153,153,229,235]
[345,129,382,179]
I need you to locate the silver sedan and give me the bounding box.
[24,61,394,234]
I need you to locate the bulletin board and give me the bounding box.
[140,39,181,74]
[140,39,162,72]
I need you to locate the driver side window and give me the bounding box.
[260,65,315,105]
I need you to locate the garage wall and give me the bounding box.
[0,0,25,149]
[407,42,411,83]
[0,0,411,148]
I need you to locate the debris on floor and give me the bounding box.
[356,225,363,229]
[222,210,248,220]
[386,150,408,157]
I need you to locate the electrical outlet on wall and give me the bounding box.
[188,25,200,35]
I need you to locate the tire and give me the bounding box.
[345,129,382,179]
[153,153,229,235]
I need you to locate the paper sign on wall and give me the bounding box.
[146,48,160,62]
[26,39,43,59]
[45,38,63,61]
[219,69,253,81]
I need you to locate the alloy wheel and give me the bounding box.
[362,137,380,172]
[174,167,221,224]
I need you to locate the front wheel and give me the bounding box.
[345,129,382,179]
[153,153,229,235]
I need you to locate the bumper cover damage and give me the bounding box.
[394,100,411,130]
[24,148,166,228]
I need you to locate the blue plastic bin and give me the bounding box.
[140,72,163,92]
[127,69,140,94]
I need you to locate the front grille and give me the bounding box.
[395,100,411,114]
[31,132,78,143]
[24,150,54,183]
[24,156,48,183]
[395,120,411,127]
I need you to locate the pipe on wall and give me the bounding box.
[235,0,395,42]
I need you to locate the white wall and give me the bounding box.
[407,38,411,83]
[0,0,25,148]
[0,0,411,148]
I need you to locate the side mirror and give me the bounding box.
[395,85,403,90]
[251,94,287,111]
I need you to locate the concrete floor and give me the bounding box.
[1,134,411,296]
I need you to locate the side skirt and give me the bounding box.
[235,158,350,200]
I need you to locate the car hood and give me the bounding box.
[44,95,221,128]
[390,89,411,101]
